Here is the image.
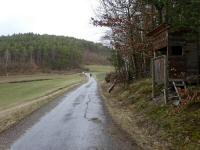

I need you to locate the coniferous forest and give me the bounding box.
[0,33,111,74]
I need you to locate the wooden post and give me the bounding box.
[152,58,155,99]
[163,55,168,104]
[5,49,9,76]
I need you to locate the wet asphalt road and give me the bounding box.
[1,75,141,150]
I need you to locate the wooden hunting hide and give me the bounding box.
[147,24,200,80]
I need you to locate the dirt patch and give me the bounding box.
[7,79,51,83]
[186,102,200,112]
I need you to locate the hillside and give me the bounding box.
[0,33,111,75]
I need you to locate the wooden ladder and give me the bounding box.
[171,80,186,106]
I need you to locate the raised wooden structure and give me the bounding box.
[147,23,200,80]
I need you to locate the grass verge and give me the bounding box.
[101,79,200,150]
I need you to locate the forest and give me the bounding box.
[0,33,111,75]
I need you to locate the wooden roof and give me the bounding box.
[147,24,170,51]
[147,23,170,37]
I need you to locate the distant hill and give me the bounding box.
[0,33,111,74]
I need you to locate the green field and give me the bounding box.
[86,65,114,73]
[0,65,113,110]
[0,73,84,110]
[86,65,114,81]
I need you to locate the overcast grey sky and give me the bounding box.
[0,0,106,42]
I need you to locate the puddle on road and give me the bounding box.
[89,118,102,124]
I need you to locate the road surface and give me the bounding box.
[1,75,141,150]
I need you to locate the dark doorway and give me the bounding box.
[171,46,183,56]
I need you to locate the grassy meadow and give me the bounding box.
[86,65,114,81]
[0,73,84,110]
[0,64,114,111]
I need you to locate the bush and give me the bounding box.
[105,72,117,83]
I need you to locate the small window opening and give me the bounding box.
[171,46,182,56]
[157,47,167,55]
